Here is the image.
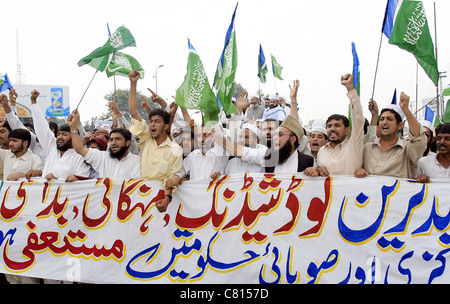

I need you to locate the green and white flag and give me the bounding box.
[213,4,238,116]
[389,0,439,87]
[106,52,144,79]
[78,26,136,71]
[271,54,283,80]
[175,39,220,125]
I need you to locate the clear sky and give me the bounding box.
[2,0,449,125]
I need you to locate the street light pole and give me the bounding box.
[154,64,164,94]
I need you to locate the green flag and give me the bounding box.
[78,26,136,70]
[271,54,283,80]
[389,0,439,87]
[213,4,238,116]
[442,99,450,123]
[175,39,220,125]
[106,52,145,79]
[442,84,450,96]
[258,44,268,83]
[87,55,111,72]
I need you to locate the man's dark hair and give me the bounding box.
[435,123,450,136]
[59,124,72,133]
[110,128,132,142]
[8,128,31,148]
[379,109,403,125]
[24,122,35,132]
[149,108,170,125]
[326,114,349,128]
[48,121,58,137]
[1,120,12,132]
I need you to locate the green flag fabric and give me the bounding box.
[87,55,111,72]
[78,26,136,70]
[442,85,450,96]
[213,4,238,116]
[175,39,220,125]
[258,44,268,83]
[442,99,450,123]
[271,54,283,80]
[106,52,144,79]
[389,0,439,87]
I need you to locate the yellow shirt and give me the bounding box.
[130,118,182,187]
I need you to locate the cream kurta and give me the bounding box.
[317,89,364,175]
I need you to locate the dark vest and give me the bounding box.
[264,150,314,173]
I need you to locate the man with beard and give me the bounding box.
[304,73,364,177]
[166,124,229,185]
[67,110,141,179]
[416,123,450,182]
[223,123,266,174]
[30,90,91,181]
[245,94,265,122]
[262,95,287,121]
[0,128,43,181]
[354,92,426,179]
[260,118,279,149]
[264,115,314,173]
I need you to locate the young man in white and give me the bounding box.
[67,110,141,179]
[30,90,91,181]
[416,123,450,182]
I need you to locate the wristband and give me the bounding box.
[165,194,173,202]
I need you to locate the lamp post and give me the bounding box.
[154,64,164,94]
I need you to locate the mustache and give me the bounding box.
[438,144,449,149]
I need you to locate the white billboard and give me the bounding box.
[0,84,70,117]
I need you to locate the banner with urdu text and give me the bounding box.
[0,174,449,284]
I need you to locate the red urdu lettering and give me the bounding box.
[0,181,30,221]
[175,175,229,230]
[222,180,283,231]
[273,192,300,235]
[299,177,332,237]
[273,176,304,235]
[36,185,69,226]
[82,178,113,229]
[116,179,163,233]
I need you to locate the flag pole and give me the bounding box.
[371,31,384,100]
[433,1,441,118]
[76,69,98,110]
[114,74,117,96]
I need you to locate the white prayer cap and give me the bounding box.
[269,95,279,101]
[250,94,260,99]
[231,97,237,103]
[419,119,434,132]
[241,123,260,137]
[311,119,327,136]
[382,104,406,121]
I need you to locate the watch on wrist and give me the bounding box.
[165,194,173,202]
